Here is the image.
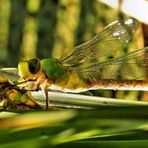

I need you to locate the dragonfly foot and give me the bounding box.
[44,89,49,110]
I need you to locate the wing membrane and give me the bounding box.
[60,19,137,66]
[73,47,148,82]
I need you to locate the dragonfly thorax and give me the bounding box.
[40,58,67,81]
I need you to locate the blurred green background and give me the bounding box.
[0,0,147,101]
[1,0,144,67]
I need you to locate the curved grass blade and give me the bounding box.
[32,91,148,109]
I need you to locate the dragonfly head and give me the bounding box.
[18,57,67,82]
[18,58,41,80]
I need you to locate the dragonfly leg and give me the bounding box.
[40,79,51,110]
[43,87,49,110]
[34,71,53,110]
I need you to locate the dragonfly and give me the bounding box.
[18,18,148,109]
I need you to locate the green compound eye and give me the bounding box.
[28,58,41,74]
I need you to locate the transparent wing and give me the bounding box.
[60,19,137,66]
[73,47,148,83]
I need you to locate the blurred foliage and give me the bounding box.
[0,0,146,101]
[0,0,144,66]
[0,108,148,147]
[0,70,42,110]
